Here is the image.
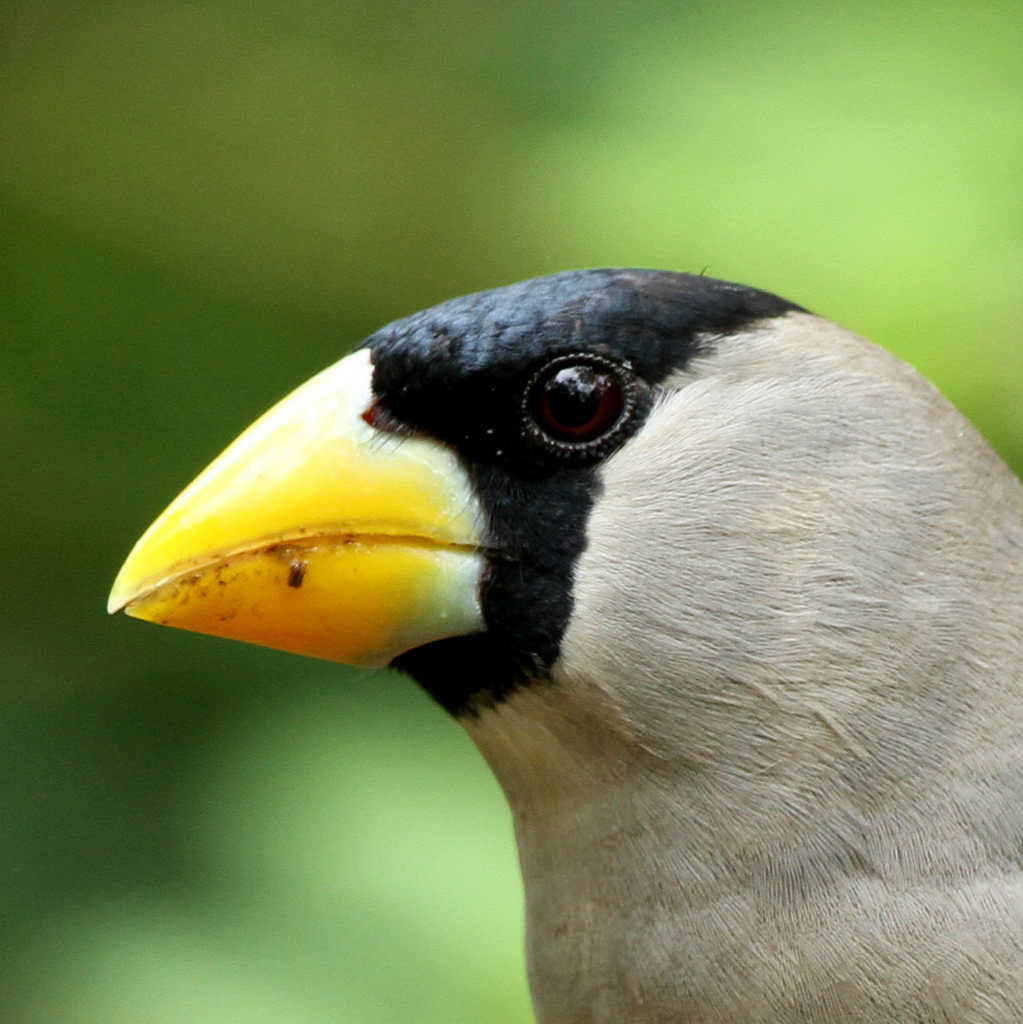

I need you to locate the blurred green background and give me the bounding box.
[2,1,1021,1021]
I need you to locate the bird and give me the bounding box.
[109,269,1023,1023]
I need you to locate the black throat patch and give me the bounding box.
[360,269,803,715]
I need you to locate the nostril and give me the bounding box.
[361,400,417,438]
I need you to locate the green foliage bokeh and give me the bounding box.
[2,2,1021,1021]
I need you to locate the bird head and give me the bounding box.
[109,267,1022,745]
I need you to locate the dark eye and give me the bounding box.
[523,354,641,456]
[534,364,623,441]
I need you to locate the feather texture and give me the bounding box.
[467,312,1023,1023]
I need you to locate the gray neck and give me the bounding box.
[465,667,1023,1023]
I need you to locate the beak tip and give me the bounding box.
[106,571,135,615]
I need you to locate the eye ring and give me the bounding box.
[521,353,643,457]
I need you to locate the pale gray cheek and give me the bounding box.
[562,319,1023,769]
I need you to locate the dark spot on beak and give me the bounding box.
[287,560,307,588]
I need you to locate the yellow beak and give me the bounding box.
[108,348,486,667]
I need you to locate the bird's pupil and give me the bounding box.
[544,367,606,427]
